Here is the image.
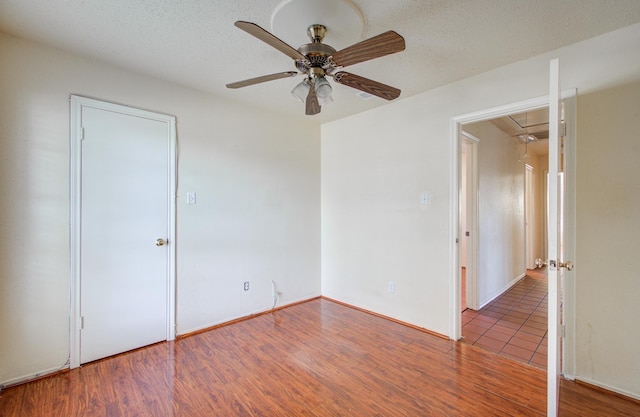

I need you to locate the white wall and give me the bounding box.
[463,121,525,307]
[575,80,640,399]
[322,23,640,397]
[0,32,320,386]
[322,101,453,331]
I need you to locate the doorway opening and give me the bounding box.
[459,106,550,368]
[450,91,576,379]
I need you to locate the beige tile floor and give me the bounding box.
[462,268,548,369]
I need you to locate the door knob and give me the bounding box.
[156,238,166,247]
[558,261,574,271]
[537,258,573,271]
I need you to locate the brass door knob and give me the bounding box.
[558,261,574,271]
[535,258,573,271]
[156,238,166,247]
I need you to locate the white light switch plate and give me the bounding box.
[420,192,430,208]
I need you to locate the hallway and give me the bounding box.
[462,268,548,369]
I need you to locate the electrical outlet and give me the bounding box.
[243,281,250,291]
[388,281,395,293]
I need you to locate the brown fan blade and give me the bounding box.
[333,71,401,100]
[226,71,298,89]
[235,21,307,61]
[306,83,321,115]
[331,31,405,68]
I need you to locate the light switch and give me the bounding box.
[187,192,196,205]
[420,192,430,207]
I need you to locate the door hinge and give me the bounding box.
[561,324,566,338]
[560,121,567,137]
[80,127,85,140]
[81,316,85,330]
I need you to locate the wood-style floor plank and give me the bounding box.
[1,298,639,416]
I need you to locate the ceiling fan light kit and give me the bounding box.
[291,79,311,102]
[317,93,333,106]
[314,76,332,99]
[226,2,405,115]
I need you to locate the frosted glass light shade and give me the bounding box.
[318,94,333,106]
[291,80,310,102]
[315,76,332,99]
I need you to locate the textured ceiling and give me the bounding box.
[488,108,550,156]
[1,0,640,123]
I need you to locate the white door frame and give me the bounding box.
[460,131,479,311]
[525,164,535,269]
[449,95,548,340]
[449,93,576,374]
[69,95,177,369]
[561,92,577,380]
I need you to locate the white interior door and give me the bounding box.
[70,97,176,366]
[547,60,578,415]
[547,58,563,417]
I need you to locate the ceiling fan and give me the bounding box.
[226,21,406,115]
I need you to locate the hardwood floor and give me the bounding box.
[1,298,638,416]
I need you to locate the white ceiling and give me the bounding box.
[1,0,640,123]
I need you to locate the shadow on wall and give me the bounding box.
[573,80,640,396]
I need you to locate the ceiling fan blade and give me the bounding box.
[331,31,405,68]
[226,71,298,89]
[235,21,307,61]
[333,71,401,101]
[306,84,321,115]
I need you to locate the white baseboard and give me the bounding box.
[178,295,319,337]
[575,376,640,402]
[478,272,526,309]
[0,363,69,391]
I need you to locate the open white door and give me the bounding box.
[547,58,577,417]
[547,56,561,417]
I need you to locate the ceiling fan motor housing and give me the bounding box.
[295,24,336,75]
[307,24,327,43]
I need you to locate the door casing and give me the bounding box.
[460,131,479,311]
[525,164,535,269]
[69,95,177,369]
[449,92,576,380]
